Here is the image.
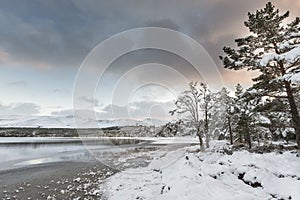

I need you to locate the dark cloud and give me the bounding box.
[0,102,40,115]
[105,49,200,82]
[1,0,299,119]
[0,0,298,73]
[0,0,142,69]
[144,19,180,31]
[0,1,93,69]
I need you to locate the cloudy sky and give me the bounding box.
[0,0,299,119]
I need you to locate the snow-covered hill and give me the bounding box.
[0,115,166,128]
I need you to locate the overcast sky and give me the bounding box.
[0,0,299,119]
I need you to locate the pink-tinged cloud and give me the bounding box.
[0,51,51,70]
[0,51,9,62]
[27,60,52,70]
[222,69,260,88]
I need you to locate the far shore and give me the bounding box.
[0,126,161,138]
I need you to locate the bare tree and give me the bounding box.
[170,82,212,150]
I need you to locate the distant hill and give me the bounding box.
[0,115,166,128]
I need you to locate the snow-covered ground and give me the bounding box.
[103,141,300,200]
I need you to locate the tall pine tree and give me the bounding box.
[220,2,300,148]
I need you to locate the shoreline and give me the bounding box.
[0,159,116,199]
[0,144,174,199]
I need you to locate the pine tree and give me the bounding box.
[233,84,246,143]
[256,97,293,142]
[211,87,235,144]
[220,2,300,148]
[232,84,261,148]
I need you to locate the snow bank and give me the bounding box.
[103,141,300,200]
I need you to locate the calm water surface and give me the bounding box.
[0,137,148,171]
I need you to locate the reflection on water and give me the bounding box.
[0,137,145,145]
[0,137,147,169]
[0,142,90,162]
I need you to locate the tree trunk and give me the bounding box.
[204,110,210,148]
[239,133,243,143]
[197,127,204,151]
[245,124,251,149]
[246,131,251,149]
[278,60,300,149]
[284,80,300,149]
[205,132,209,149]
[227,116,233,145]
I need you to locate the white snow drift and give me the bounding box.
[103,141,300,200]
